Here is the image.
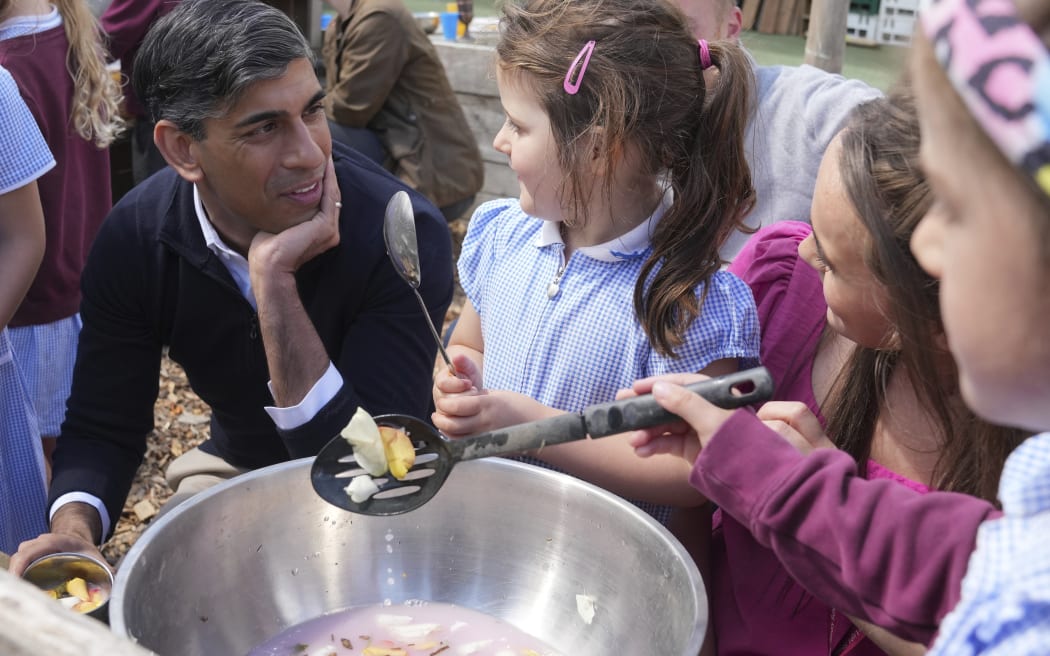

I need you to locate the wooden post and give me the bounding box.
[0,569,156,656]
[803,0,848,73]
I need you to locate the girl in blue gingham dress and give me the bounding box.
[0,64,53,552]
[432,0,760,520]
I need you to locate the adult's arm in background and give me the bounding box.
[323,9,408,127]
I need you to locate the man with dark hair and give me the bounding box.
[10,0,452,570]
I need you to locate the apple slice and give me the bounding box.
[66,577,90,602]
[379,426,415,480]
[72,598,103,614]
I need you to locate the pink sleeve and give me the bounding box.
[728,222,826,413]
[728,221,814,312]
[693,410,1000,644]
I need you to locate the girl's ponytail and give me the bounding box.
[56,0,124,147]
[635,39,755,357]
[690,39,756,249]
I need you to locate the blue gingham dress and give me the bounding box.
[928,432,1050,655]
[459,197,760,522]
[0,65,54,194]
[0,63,55,551]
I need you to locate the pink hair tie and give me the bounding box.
[564,40,596,95]
[698,39,712,70]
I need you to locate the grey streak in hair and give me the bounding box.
[132,0,313,140]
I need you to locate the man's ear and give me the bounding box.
[154,120,204,183]
[725,5,743,41]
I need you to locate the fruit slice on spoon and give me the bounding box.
[312,367,775,516]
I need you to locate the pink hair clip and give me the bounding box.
[564,40,596,95]
[698,39,712,70]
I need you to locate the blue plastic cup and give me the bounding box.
[320,13,333,30]
[440,11,458,41]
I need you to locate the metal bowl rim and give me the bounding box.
[110,456,705,649]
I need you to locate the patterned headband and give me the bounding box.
[920,0,1050,197]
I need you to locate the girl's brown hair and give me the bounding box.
[496,0,755,357]
[825,87,1026,502]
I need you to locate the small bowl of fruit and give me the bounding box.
[22,552,113,622]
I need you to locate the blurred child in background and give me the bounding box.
[0,63,50,553]
[0,0,124,472]
[100,0,181,184]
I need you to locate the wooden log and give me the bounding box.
[0,568,156,656]
[757,0,782,33]
[742,0,762,30]
[775,0,802,35]
[804,0,848,73]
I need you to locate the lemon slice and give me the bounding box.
[340,408,387,476]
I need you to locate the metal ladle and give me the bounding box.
[383,191,457,376]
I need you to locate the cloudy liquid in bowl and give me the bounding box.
[247,600,563,656]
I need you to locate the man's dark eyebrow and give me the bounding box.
[306,90,326,110]
[233,90,327,129]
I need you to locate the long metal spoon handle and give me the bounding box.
[582,367,774,438]
[413,288,457,377]
[449,366,774,461]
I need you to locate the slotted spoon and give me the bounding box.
[311,366,773,515]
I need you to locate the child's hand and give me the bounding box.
[433,390,551,438]
[618,371,707,399]
[433,353,481,402]
[626,377,735,464]
[756,402,836,454]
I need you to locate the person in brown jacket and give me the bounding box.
[323,0,483,220]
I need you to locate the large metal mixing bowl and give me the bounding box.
[110,458,706,655]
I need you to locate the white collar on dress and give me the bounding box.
[0,6,61,37]
[534,185,673,262]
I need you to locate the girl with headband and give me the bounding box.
[912,0,1050,651]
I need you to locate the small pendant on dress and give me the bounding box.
[548,258,566,299]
